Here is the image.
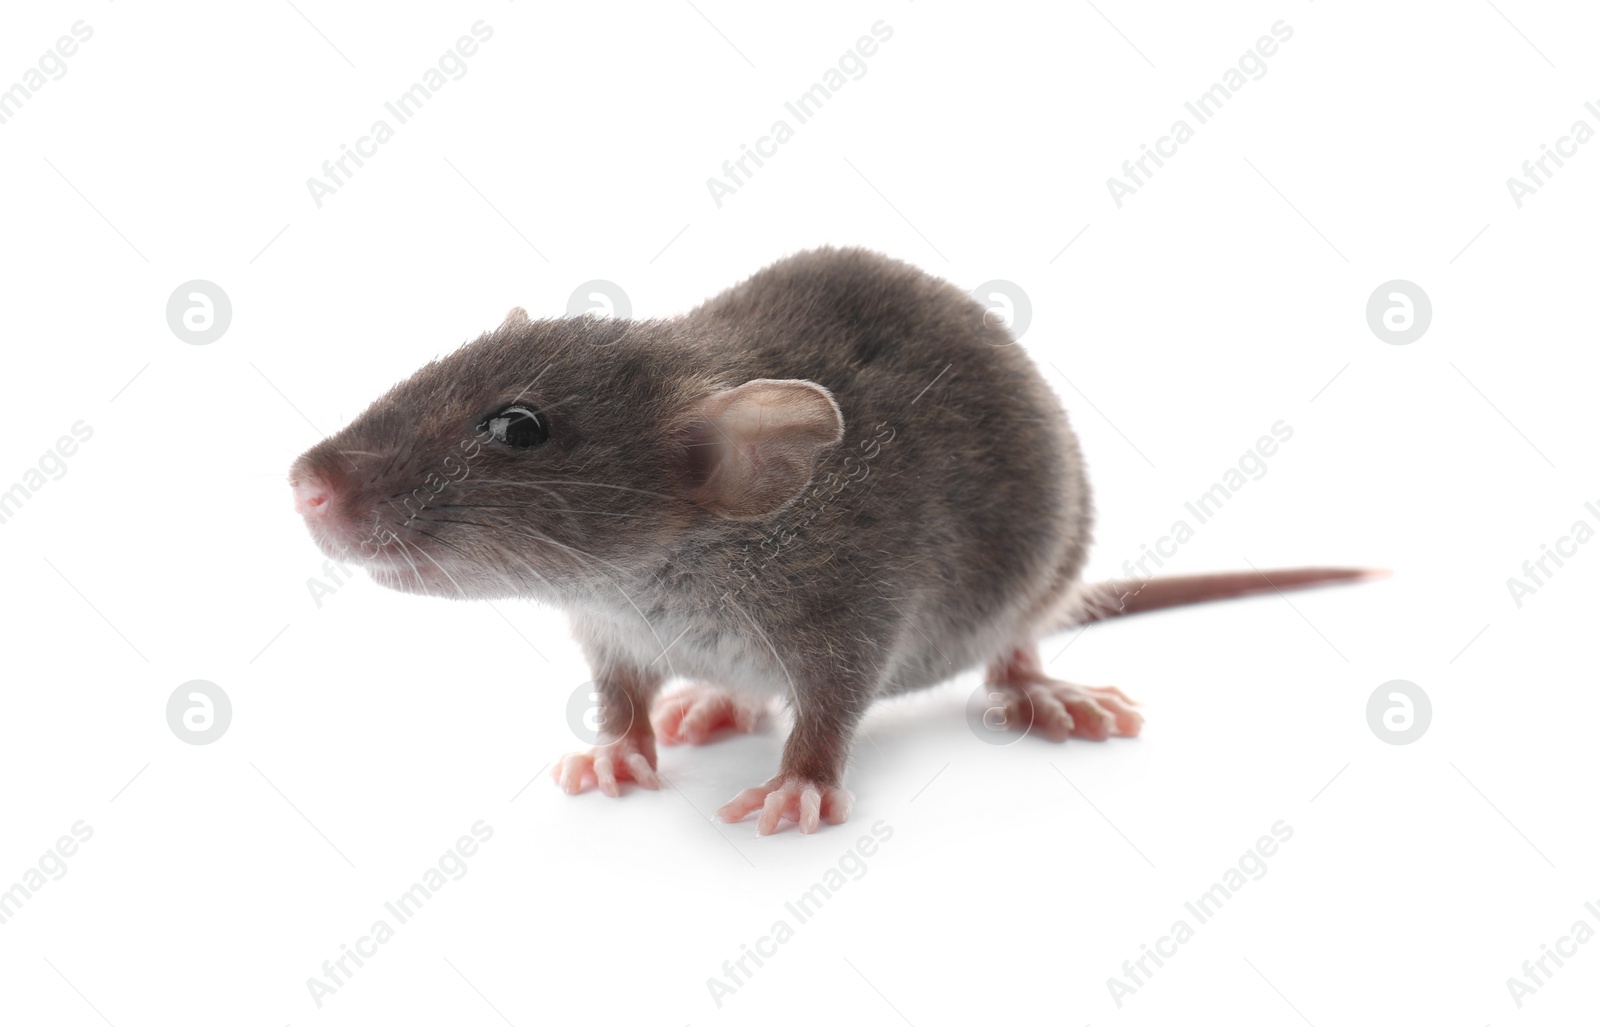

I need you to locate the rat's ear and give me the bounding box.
[683,379,845,521]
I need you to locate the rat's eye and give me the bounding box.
[479,405,549,449]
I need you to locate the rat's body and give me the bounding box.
[290,247,1371,833]
[573,249,1088,701]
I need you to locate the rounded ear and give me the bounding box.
[683,379,845,521]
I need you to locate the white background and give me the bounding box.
[1,1,1596,1024]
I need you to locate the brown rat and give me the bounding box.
[288,247,1375,834]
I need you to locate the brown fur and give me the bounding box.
[289,247,1360,797]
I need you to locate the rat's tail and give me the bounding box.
[1060,567,1385,628]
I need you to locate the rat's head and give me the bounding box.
[288,309,845,601]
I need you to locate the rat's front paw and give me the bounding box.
[717,776,854,835]
[551,733,659,797]
[650,684,767,745]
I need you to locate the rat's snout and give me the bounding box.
[292,474,335,519]
[289,453,363,560]
[288,451,349,526]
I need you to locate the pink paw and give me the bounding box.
[650,684,766,746]
[1002,680,1144,742]
[716,776,854,835]
[551,734,659,797]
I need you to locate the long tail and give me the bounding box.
[1067,567,1385,626]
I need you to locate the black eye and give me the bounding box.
[479,405,549,448]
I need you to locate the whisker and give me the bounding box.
[495,527,672,673]
[423,504,656,521]
[508,361,555,405]
[454,479,678,503]
[555,508,659,520]
[426,503,532,511]
[408,526,467,555]
[501,527,634,579]
[390,535,426,590]
[413,516,497,529]
[491,543,555,589]
[444,479,569,506]
[401,536,468,598]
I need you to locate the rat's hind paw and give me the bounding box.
[984,648,1143,742]
[716,776,854,836]
[551,734,659,797]
[995,679,1144,742]
[650,684,767,746]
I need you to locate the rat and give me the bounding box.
[288,247,1377,835]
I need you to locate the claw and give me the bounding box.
[1015,680,1142,741]
[651,684,767,746]
[984,650,1145,744]
[718,776,854,835]
[552,734,659,796]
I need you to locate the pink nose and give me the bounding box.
[293,476,334,519]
